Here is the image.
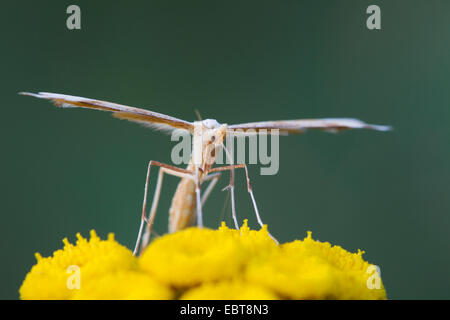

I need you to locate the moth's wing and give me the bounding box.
[227,118,391,136]
[19,92,194,134]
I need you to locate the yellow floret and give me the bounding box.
[71,270,173,300]
[219,220,279,258]
[20,230,137,299]
[180,280,279,300]
[245,231,387,300]
[139,226,248,287]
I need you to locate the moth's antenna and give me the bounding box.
[195,109,203,121]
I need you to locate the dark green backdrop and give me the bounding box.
[1,1,449,299]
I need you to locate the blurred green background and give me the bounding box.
[1,1,449,299]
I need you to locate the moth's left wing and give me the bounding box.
[227,118,391,135]
[19,92,194,134]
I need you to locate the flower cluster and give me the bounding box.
[20,221,386,300]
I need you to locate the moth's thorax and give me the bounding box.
[192,120,227,177]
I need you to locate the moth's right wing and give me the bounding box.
[19,92,194,134]
[227,118,392,136]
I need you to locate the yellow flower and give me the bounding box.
[180,280,279,300]
[20,222,387,300]
[139,226,248,287]
[71,270,172,300]
[219,220,279,258]
[245,231,386,300]
[19,230,170,300]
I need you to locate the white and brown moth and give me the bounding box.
[20,92,391,254]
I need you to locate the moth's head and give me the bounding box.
[202,119,220,129]
[193,120,227,164]
[201,119,227,148]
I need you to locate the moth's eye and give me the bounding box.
[210,135,216,142]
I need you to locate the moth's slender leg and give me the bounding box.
[134,160,193,256]
[202,172,222,182]
[140,168,164,253]
[133,161,154,256]
[141,166,194,254]
[209,166,238,229]
[218,174,238,229]
[210,165,239,228]
[219,189,230,225]
[220,183,238,229]
[218,144,239,229]
[201,172,222,207]
[229,185,238,229]
[195,167,203,228]
[209,164,278,243]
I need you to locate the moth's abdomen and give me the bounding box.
[168,177,197,233]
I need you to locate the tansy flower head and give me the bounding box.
[245,231,386,299]
[180,280,279,300]
[71,270,172,300]
[20,230,137,300]
[20,223,387,300]
[139,226,248,287]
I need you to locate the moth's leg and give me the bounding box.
[208,165,238,229]
[217,145,239,229]
[139,168,164,253]
[141,164,194,254]
[209,164,278,243]
[195,167,203,228]
[134,161,193,256]
[229,184,238,229]
[201,172,222,207]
